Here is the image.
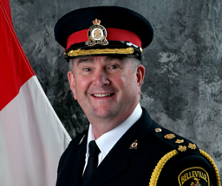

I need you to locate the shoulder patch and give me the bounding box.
[178,167,210,186]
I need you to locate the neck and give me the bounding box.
[90,117,127,139]
[89,102,140,139]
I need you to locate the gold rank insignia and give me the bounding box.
[188,143,197,150]
[88,19,108,46]
[129,140,139,149]
[164,133,176,140]
[178,167,210,186]
[175,139,184,144]
[178,145,187,152]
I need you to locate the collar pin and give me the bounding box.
[129,140,139,149]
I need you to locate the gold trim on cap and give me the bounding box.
[67,47,134,57]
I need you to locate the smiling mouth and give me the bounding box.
[92,93,114,97]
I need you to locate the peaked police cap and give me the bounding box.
[54,6,153,60]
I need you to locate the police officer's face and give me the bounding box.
[67,56,145,126]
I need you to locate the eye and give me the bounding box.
[83,68,90,72]
[109,65,116,69]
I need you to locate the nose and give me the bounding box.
[93,69,110,86]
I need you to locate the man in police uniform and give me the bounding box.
[54,6,220,186]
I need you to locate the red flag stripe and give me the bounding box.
[0,0,35,110]
[1,0,11,23]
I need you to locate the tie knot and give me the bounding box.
[89,141,100,157]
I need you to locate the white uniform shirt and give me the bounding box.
[83,103,142,173]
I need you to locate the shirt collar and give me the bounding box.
[86,103,142,157]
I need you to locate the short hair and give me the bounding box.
[68,56,141,74]
[130,57,141,71]
[69,59,74,74]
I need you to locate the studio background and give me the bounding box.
[9,0,222,180]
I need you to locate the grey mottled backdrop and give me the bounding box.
[9,0,222,180]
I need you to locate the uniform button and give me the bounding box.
[155,128,162,133]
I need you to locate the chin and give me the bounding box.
[91,108,118,119]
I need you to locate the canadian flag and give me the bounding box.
[0,0,71,185]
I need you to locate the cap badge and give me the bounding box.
[129,140,139,149]
[164,133,176,140]
[88,19,108,46]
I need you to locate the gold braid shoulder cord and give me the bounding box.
[148,149,221,186]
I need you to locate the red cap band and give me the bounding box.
[66,28,141,50]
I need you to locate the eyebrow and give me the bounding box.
[76,56,123,66]
[105,56,124,61]
[76,58,94,66]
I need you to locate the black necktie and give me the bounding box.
[82,140,100,186]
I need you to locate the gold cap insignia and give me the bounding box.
[88,19,108,46]
[129,140,139,149]
[178,145,187,152]
[155,128,162,133]
[78,135,85,145]
[175,139,184,144]
[188,143,197,150]
[164,133,176,140]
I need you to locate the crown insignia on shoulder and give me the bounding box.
[175,139,184,144]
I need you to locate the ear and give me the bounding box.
[67,71,77,100]
[136,65,145,89]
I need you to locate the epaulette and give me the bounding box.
[148,125,221,186]
[151,126,199,154]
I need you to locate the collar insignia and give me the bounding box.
[87,19,108,46]
[129,140,139,149]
